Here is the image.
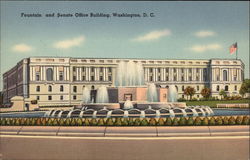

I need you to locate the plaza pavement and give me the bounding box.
[0,125,249,137]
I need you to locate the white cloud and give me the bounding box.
[132,29,171,42]
[195,30,216,38]
[54,36,85,49]
[12,44,32,53]
[190,44,222,53]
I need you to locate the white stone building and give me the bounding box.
[2,57,244,106]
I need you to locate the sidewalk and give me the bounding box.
[1,126,249,137]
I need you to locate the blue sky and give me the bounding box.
[0,1,249,89]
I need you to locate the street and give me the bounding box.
[0,135,249,160]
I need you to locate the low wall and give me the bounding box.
[216,103,249,108]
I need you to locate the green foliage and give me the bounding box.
[121,118,129,126]
[242,116,249,125]
[20,118,27,125]
[165,117,172,126]
[194,117,202,126]
[223,117,229,125]
[58,119,65,126]
[114,118,122,126]
[84,119,90,126]
[157,118,165,126]
[140,119,148,126]
[64,118,71,126]
[90,119,98,126]
[128,118,134,126]
[97,118,105,126]
[187,117,194,125]
[208,117,215,125]
[239,79,250,96]
[215,117,223,125]
[236,116,243,125]
[172,118,179,126]
[149,118,157,126]
[15,118,21,126]
[106,118,114,126]
[219,90,227,99]
[52,119,59,126]
[134,118,141,126]
[179,117,187,126]
[228,117,236,125]
[200,87,211,99]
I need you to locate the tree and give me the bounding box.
[184,86,196,100]
[219,90,227,99]
[200,87,211,99]
[239,79,250,97]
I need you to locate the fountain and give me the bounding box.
[82,87,91,104]
[147,83,158,102]
[96,86,109,103]
[168,85,178,102]
[124,100,134,110]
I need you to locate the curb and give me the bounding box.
[0,126,249,137]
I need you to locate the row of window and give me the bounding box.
[73,67,112,72]
[72,75,112,81]
[216,85,237,92]
[36,85,95,92]
[37,95,78,101]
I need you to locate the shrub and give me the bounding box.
[177,98,186,102]
[208,117,215,125]
[121,118,129,126]
[140,119,148,126]
[165,117,172,126]
[236,116,243,125]
[223,117,229,125]
[30,118,37,126]
[15,118,21,126]
[215,117,223,125]
[84,119,90,126]
[90,119,98,126]
[187,117,194,126]
[58,119,65,126]
[20,118,27,125]
[179,117,186,126]
[191,98,198,101]
[114,118,122,126]
[106,118,114,126]
[228,117,236,125]
[194,117,202,126]
[242,116,249,125]
[64,118,71,126]
[52,119,59,126]
[149,118,157,126]
[134,118,141,126]
[97,119,105,126]
[157,118,165,126]
[172,118,179,126]
[128,118,134,126]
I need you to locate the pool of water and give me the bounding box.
[0,109,249,118]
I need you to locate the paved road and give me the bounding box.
[0,135,249,160]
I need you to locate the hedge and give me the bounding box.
[0,116,249,126]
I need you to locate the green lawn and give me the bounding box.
[185,99,250,107]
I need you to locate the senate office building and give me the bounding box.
[2,57,245,107]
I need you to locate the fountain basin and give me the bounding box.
[76,103,120,110]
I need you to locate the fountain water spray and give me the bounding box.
[168,85,178,102]
[147,83,158,102]
[82,87,91,104]
[96,86,109,103]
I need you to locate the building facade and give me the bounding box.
[2,57,244,106]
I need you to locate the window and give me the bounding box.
[82,67,85,72]
[182,86,184,91]
[223,70,228,81]
[59,71,64,81]
[108,67,112,72]
[73,86,77,92]
[91,85,95,90]
[46,68,53,81]
[150,76,153,81]
[197,86,199,91]
[234,85,237,91]
[189,76,192,81]
[173,68,176,73]
[73,76,76,81]
[73,67,76,72]
[82,76,86,81]
[234,76,237,81]
[182,95,184,98]
[203,69,208,81]
[36,72,40,81]
[48,96,52,100]
[166,76,169,81]
[149,68,153,73]
[48,85,52,92]
[36,86,40,92]
[37,96,40,100]
[173,76,177,81]
[60,85,64,92]
[181,76,184,81]
[181,69,184,73]
[158,68,161,73]
[73,95,77,100]
[225,85,229,91]
[158,76,161,81]
[100,76,103,81]
[217,76,220,81]
[91,76,95,81]
[166,68,169,73]
[60,95,63,100]
[197,95,199,98]
[91,67,95,72]
[100,67,103,72]
[108,76,112,81]
[216,85,220,91]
